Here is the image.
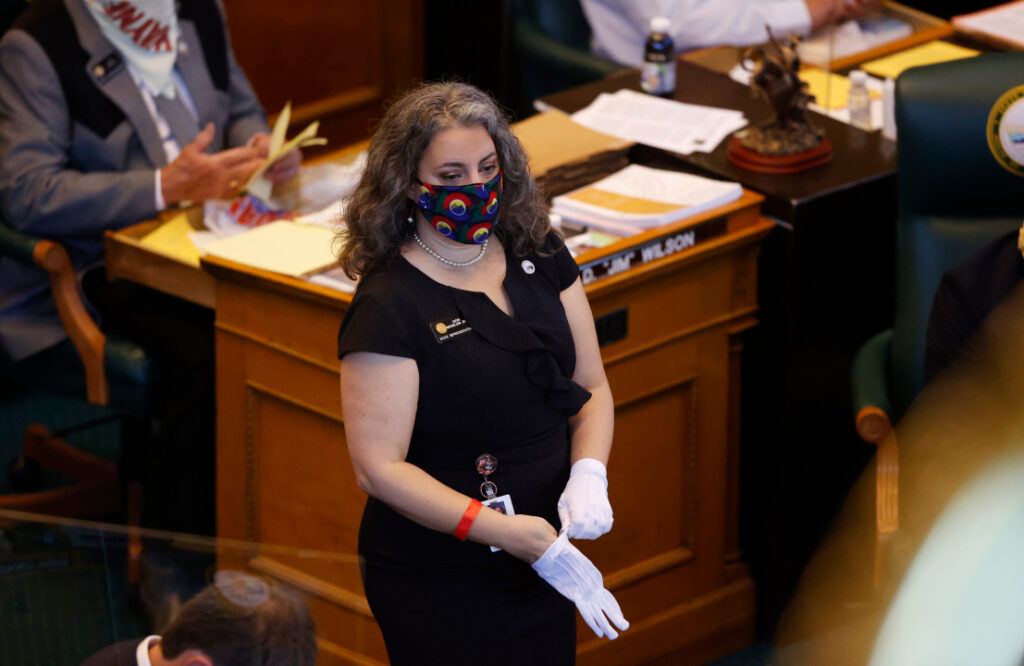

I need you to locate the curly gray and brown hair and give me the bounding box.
[336,82,552,278]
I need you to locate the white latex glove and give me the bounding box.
[532,532,629,640]
[558,458,613,539]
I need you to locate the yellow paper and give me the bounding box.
[862,41,980,80]
[202,220,337,277]
[245,102,328,201]
[139,212,202,266]
[799,67,882,110]
[565,187,683,215]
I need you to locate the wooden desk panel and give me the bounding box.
[206,207,772,664]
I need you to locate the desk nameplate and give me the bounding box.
[579,215,728,285]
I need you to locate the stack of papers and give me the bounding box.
[512,110,632,197]
[571,89,747,156]
[953,1,1024,49]
[202,220,337,278]
[551,164,742,236]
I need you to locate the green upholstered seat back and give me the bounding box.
[510,0,624,108]
[892,52,1024,414]
[515,0,594,51]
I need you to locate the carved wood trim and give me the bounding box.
[34,240,108,404]
[247,381,343,424]
[730,247,759,309]
[613,373,697,409]
[216,321,340,373]
[614,375,699,556]
[724,332,744,565]
[604,547,695,590]
[249,555,373,619]
[315,637,387,666]
[600,306,758,367]
[245,386,259,544]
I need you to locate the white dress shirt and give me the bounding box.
[125,63,199,209]
[135,635,161,666]
[581,0,812,66]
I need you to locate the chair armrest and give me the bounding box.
[852,329,893,445]
[0,221,40,262]
[515,18,626,82]
[0,224,108,404]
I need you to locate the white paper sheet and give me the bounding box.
[954,1,1024,48]
[570,89,747,155]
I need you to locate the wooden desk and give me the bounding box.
[538,60,897,224]
[538,60,899,634]
[199,194,772,665]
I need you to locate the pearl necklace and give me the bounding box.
[412,230,488,267]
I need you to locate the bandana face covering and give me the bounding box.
[85,0,179,97]
[415,171,503,245]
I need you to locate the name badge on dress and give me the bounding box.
[429,314,472,344]
[476,453,516,552]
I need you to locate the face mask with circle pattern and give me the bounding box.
[415,171,502,245]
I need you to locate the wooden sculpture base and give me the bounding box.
[726,137,833,174]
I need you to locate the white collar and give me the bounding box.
[136,635,161,666]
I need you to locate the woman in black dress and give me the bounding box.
[336,82,628,665]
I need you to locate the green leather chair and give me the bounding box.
[510,0,626,110]
[851,52,1024,584]
[0,220,157,532]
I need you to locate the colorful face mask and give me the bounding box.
[415,171,502,245]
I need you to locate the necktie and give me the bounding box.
[154,92,199,149]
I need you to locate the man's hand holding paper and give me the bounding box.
[250,132,302,185]
[244,101,327,202]
[160,123,264,205]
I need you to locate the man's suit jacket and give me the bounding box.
[80,638,144,666]
[0,0,269,361]
[925,229,1024,384]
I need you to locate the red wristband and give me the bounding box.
[453,499,483,541]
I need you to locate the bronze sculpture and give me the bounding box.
[727,28,832,172]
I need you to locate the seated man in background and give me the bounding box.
[925,228,1024,384]
[581,0,881,66]
[80,572,317,666]
[0,0,299,536]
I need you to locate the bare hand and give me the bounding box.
[805,0,844,30]
[840,0,881,21]
[250,132,302,185]
[160,123,264,204]
[805,0,880,30]
[498,514,558,563]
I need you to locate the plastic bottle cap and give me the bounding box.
[849,70,868,85]
[650,17,670,34]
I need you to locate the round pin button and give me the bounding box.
[476,454,498,476]
[521,260,536,275]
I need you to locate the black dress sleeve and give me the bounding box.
[337,289,417,360]
[551,236,580,291]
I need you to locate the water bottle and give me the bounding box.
[847,70,871,130]
[641,17,675,97]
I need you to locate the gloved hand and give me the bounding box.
[558,458,613,539]
[532,532,629,640]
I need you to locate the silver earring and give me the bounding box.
[407,212,414,225]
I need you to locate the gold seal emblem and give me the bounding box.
[987,85,1024,177]
[435,322,448,334]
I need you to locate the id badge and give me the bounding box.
[483,494,515,552]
